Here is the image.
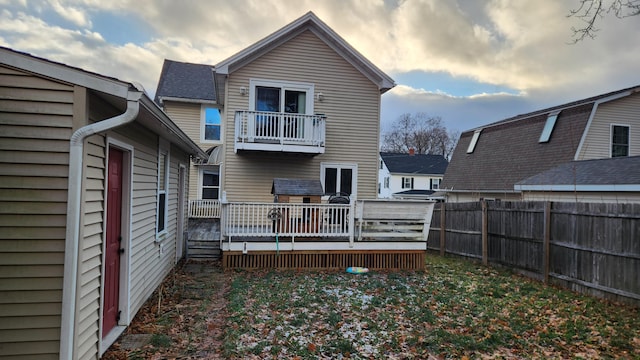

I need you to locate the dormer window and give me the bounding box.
[467,129,482,153]
[539,111,560,143]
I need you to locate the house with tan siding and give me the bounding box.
[442,85,640,203]
[156,12,395,205]
[0,47,206,359]
[154,13,437,269]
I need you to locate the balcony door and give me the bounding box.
[250,79,314,141]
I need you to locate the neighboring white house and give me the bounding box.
[378,151,448,200]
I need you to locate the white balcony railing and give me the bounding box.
[234,111,325,153]
[189,199,221,218]
[222,202,353,240]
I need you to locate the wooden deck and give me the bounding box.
[190,199,435,269]
[223,250,426,270]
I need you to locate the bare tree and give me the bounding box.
[569,0,640,42]
[381,113,459,159]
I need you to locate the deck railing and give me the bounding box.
[234,111,325,153]
[222,202,353,240]
[188,199,221,218]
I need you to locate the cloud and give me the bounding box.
[49,0,93,27]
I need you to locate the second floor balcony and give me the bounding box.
[234,110,326,154]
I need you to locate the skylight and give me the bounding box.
[539,111,560,143]
[467,129,482,153]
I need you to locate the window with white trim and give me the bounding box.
[321,163,356,196]
[249,79,314,114]
[402,177,414,189]
[611,125,630,157]
[156,141,169,235]
[199,166,220,199]
[384,177,390,189]
[201,106,222,143]
[430,178,441,190]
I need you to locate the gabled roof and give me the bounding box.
[515,156,640,191]
[380,152,448,175]
[271,178,324,196]
[0,46,206,159]
[154,59,216,105]
[442,84,640,193]
[214,11,395,94]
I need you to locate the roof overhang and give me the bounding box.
[1,47,207,160]
[514,184,640,192]
[157,96,218,106]
[214,11,395,93]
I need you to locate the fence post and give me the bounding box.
[440,202,446,256]
[482,200,488,266]
[543,201,551,284]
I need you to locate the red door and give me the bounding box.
[103,147,123,337]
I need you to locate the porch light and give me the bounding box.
[316,92,324,101]
[240,86,247,96]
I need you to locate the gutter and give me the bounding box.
[59,90,142,360]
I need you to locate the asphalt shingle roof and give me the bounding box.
[442,84,640,192]
[380,152,448,175]
[271,178,325,196]
[516,156,640,186]
[154,59,216,104]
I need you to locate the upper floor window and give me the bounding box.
[384,177,390,189]
[539,111,560,143]
[467,129,482,153]
[611,125,630,157]
[249,79,314,115]
[321,163,356,197]
[430,178,441,190]
[202,106,222,143]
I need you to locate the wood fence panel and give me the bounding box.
[487,201,546,273]
[429,201,640,305]
[442,202,482,259]
[427,203,442,251]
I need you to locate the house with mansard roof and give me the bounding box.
[378,151,448,199]
[0,47,206,359]
[441,85,640,203]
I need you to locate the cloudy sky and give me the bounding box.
[2,0,639,134]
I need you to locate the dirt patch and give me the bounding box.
[102,260,229,359]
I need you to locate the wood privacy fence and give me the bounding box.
[429,201,640,306]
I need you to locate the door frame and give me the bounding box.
[100,137,134,353]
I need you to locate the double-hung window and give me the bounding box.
[430,178,441,190]
[200,167,220,199]
[156,140,169,235]
[611,125,630,157]
[202,106,222,143]
[402,177,414,189]
[321,163,357,197]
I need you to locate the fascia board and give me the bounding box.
[1,47,130,97]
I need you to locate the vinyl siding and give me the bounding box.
[163,102,212,200]
[522,191,640,203]
[0,65,72,358]
[578,92,640,160]
[75,133,105,360]
[223,30,381,202]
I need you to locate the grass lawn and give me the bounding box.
[224,255,639,359]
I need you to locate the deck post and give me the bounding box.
[349,200,356,247]
[439,203,446,256]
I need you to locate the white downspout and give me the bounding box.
[59,90,142,360]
